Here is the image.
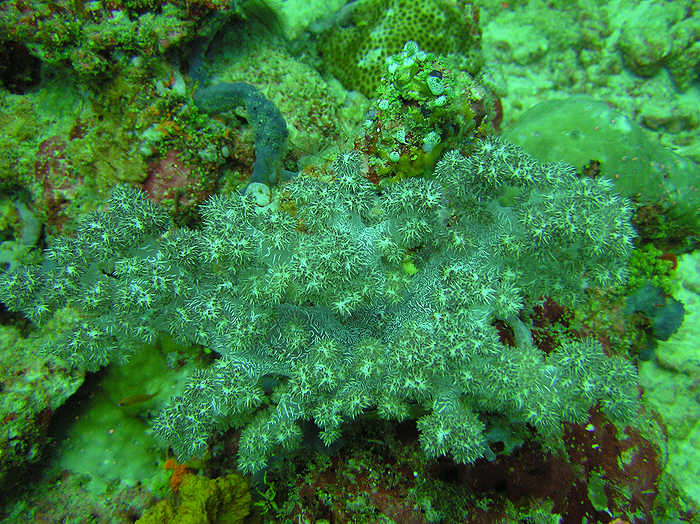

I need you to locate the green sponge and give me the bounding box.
[503,96,700,235]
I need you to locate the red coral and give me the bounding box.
[164,458,189,493]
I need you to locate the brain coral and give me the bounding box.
[319,0,482,97]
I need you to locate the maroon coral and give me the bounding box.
[34,136,82,230]
[142,149,209,216]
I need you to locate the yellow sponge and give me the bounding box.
[136,473,251,524]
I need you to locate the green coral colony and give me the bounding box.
[1,136,640,474]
